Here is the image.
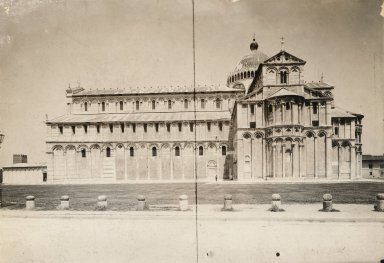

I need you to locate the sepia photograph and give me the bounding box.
[0,0,383,262]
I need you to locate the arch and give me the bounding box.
[254,132,263,139]
[332,141,340,148]
[52,145,64,151]
[243,132,252,139]
[285,137,293,142]
[318,130,327,137]
[342,140,351,147]
[305,131,315,138]
[275,137,284,143]
[90,144,100,150]
[290,66,300,73]
[101,143,113,151]
[77,144,89,151]
[207,160,217,168]
[208,143,217,149]
[65,145,76,152]
[116,143,124,150]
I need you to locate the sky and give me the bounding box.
[0,0,383,166]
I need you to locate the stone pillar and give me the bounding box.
[146,146,150,180]
[273,104,277,125]
[309,103,312,125]
[137,195,147,211]
[170,145,174,180]
[322,194,333,212]
[282,103,286,124]
[291,143,296,178]
[271,194,282,211]
[375,194,384,212]
[179,195,189,211]
[222,194,233,211]
[59,195,70,210]
[290,102,293,124]
[282,143,286,178]
[298,143,303,178]
[337,118,341,139]
[26,196,35,210]
[97,195,107,210]
[301,142,306,178]
[272,143,277,178]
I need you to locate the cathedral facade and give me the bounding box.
[46,38,363,183]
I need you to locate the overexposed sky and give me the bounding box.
[0,0,383,165]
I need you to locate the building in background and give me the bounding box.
[362,154,384,178]
[45,37,364,183]
[2,154,47,185]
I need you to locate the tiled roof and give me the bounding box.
[362,155,384,161]
[305,82,333,89]
[331,107,356,118]
[48,111,231,124]
[2,163,47,169]
[71,85,238,96]
[266,88,303,99]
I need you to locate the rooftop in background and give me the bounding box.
[304,82,334,89]
[331,107,363,119]
[2,163,47,170]
[67,85,240,97]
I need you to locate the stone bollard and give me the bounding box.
[97,195,107,210]
[179,195,189,211]
[271,194,281,211]
[322,194,333,212]
[137,195,147,211]
[375,193,384,212]
[222,194,233,211]
[26,195,35,210]
[59,195,70,210]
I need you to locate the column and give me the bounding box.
[273,143,276,178]
[326,136,332,178]
[309,103,312,125]
[301,142,307,178]
[291,143,295,178]
[170,146,174,180]
[350,146,356,179]
[337,145,341,179]
[298,104,302,124]
[337,119,341,138]
[282,103,286,124]
[290,102,293,124]
[314,136,318,179]
[282,143,286,178]
[147,146,149,180]
[273,104,277,125]
[261,103,265,127]
[124,147,127,180]
[262,139,266,179]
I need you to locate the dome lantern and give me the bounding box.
[250,38,258,51]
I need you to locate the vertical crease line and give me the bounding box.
[192,0,199,262]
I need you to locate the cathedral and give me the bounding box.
[45,38,363,183]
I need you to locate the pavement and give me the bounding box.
[0,204,383,263]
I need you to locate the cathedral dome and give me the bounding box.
[227,38,269,88]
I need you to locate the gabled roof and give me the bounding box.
[305,82,334,89]
[47,111,231,124]
[264,50,306,65]
[331,107,357,118]
[266,88,303,99]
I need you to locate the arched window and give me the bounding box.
[136,101,140,110]
[84,102,88,112]
[201,99,205,109]
[216,98,221,109]
[175,146,180,156]
[152,100,156,110]
[130,147,134,157]
[119,101,123,111]
[268,104,273,113]
[251,71,254,77]
[168,100,172,109]
[184,99,188,109]
[199,146,204,156]
[106,147,111,157]
[247,71,250,78]
[241,72,243,79]
[152,147,157,157]
[102,102,105,112]
[280,70,288,84]
[221,146,226,156]
[81,149,86,158]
